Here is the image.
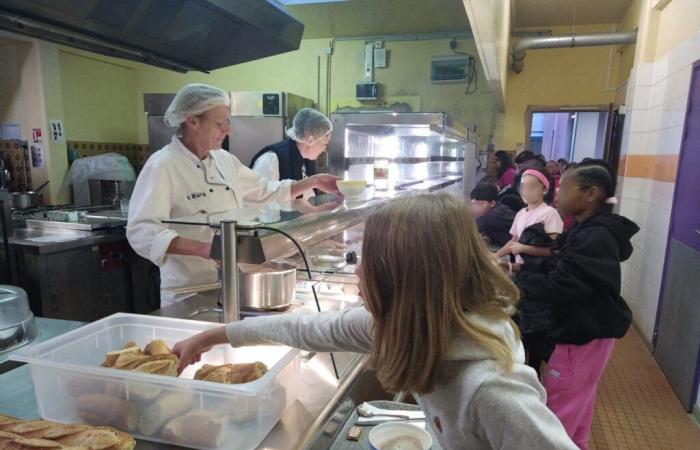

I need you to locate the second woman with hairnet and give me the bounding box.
[250,108,332,198]
[127,84,340,307]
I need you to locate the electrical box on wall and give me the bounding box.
[374,48,387,68]
[430,56,474,83]
[356,82,378,101]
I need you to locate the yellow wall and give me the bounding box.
[326,38,494,141]
[495,24,634,151]
[614,0,643,87]
[0,34,65,200]
[653,0,700,60]
[62,37,496,148]
[59,50,140,143]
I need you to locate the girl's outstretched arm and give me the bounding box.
[173,307,373,373]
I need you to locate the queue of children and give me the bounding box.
[171,151,636,450]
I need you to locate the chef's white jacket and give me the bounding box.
[251,152,315,200]
[126,136,293,307]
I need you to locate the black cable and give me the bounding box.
[256,226,341,380]
[465,57,478,95]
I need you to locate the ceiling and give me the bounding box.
[513,0,634,28]
[282,0,470,39]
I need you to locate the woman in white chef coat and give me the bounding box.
[127,83,340,307]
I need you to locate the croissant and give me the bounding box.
[0,416,134,450]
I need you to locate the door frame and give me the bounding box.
[524,104,611,161]
[652,59,700,410]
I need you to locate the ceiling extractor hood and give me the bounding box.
[0,0,304,73]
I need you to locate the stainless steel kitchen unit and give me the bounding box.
[229,91,313,166]
[327,112,480,196]
[143,91,314,165]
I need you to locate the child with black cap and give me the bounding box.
[469,182,516,247]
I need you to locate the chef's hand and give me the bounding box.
[312,174,341,195]
[172,326,228,374]
[292,173,341,197]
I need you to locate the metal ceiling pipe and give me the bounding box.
[511,30,637,73]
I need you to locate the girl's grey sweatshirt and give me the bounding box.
[226,307,577,450]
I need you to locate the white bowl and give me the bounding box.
[337,179,367,198]
[368,422,432,450]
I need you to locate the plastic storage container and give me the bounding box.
[12,313,300,450]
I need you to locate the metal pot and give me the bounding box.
[238,261,296,310]
[11,181,50,210]
[0,285,37,352]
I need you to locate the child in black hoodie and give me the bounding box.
[508,159,639,450]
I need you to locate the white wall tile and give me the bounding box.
[629,109,649,133]
[668,39,690,75]
[632,85,652,110]
[660,97,688,130]
[652,54,669,85]
[644,229,669,267]
[666,65,693,103]
[635,62,653,87]
[639,248,665,289]
[648,181,675,211]
[650,79,666,109]
[635,310,655,345]
[657,125,684,155]
[627,131,650,155]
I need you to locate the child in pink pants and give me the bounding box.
[511,159,639,449]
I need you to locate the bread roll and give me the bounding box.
[65,377,105,398]
[76,394,137,432]
[161,412,226,448]
[137,391,193,436]
[143,340,170,356]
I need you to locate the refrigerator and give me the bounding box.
[229,91,313,166]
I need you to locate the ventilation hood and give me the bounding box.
[0,0,304,73]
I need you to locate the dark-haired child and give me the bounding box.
[470,183,516,247]
[509,159,639,449]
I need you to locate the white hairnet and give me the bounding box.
[163,83,230,128]
[286,108,333,144]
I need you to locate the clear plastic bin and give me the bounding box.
[11,313,300,450]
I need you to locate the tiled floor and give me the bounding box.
[589,328,700,450]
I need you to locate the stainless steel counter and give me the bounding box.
[7,226,127,254]
[0,296,389,449]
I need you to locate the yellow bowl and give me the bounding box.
[336,180,367,198]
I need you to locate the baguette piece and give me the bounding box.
[101,347,140,369]
[1,423,54,437]
[53,429,122,450]
[76,395,137,432]
[137,392,193,436]
[194,362,267,384]
[2,438,65,450]
[161,412,226,448]
[0,416,134,450]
